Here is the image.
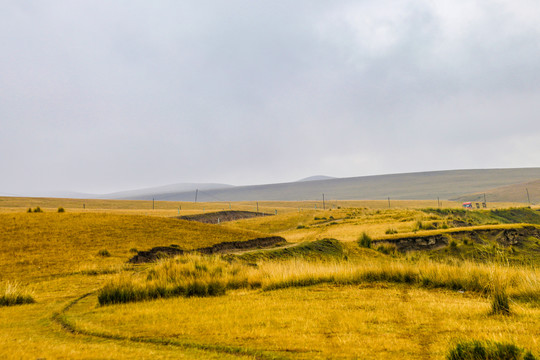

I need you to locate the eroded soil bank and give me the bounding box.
[374,226,540,252]
[129,236,286,263]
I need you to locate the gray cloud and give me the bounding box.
[1,1,540,195]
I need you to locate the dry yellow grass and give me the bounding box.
[68,284,540,359]
[0,196,538,359]
[1,196,527,216]
[0,212,264,281]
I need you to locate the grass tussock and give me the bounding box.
[0,282,35,306]
[98,255,257,305]
[447,340,537,360]
[358,232,372,248]
[99,251,540,306]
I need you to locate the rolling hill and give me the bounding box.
[104,168,540,202]
[452,178,540,204]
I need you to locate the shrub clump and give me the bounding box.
[385,228,398,235]
[0,282,36,307]
[97,249,111,257]
[491,289,511,315]
[57,207,65,213]
[447,340,536,360]
[358,232,372,248]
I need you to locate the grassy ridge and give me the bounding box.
[423,207,540,225]
[234,238,345,262]
[98,250,540,305]
[0,212,264,280]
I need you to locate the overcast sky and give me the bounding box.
[2,1,540,195]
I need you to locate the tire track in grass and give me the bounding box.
[51,292,290,360]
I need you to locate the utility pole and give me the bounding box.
[322,194,325,210]
[388,197,391,209]
[526,188,531,204]
[152,198,155,210]
[195,189,198,203]
[483,193,487,205]
[256,202,259,213]
[437,197,440,208]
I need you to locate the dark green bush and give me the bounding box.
[98,249,111,257]
[358,233,372,248]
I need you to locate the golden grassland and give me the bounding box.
[1,196,529,215]
[0,212,263,281]
[69,284,540,360]
[222,207,535,243]
[0,196,538,359]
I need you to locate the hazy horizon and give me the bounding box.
[2,1,540,195]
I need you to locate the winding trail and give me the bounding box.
[51,291,290,360]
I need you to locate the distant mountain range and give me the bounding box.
[297,175,336,182]
[105,183,234,200]
[77,168,540,203]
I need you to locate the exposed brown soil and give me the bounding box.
[374,226,540,252]
[177,211,273,224]
[128,236,286,263]
[128,246,185,263]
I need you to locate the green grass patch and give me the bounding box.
[447,340,537,360]
[424,207,540,226]
[236,238,345,262]
[358,232,372,248]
